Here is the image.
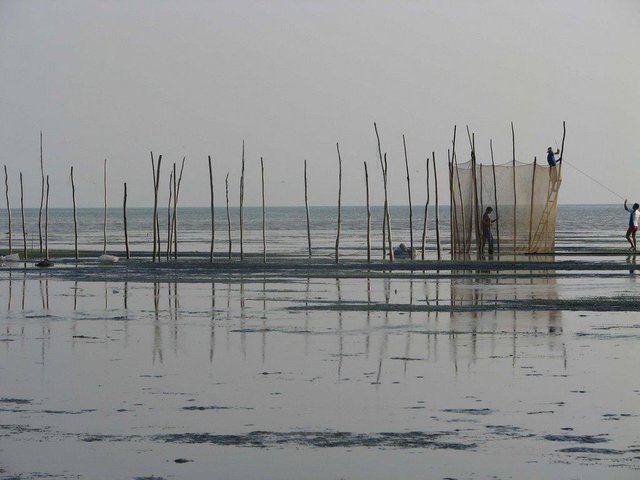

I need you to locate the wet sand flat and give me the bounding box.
[1,257,640,479]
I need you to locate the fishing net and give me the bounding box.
[450,159,561,254]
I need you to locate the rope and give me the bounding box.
[561,159,625,201]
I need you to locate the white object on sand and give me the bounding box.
[98,254,119,264]
[2,253,20,262]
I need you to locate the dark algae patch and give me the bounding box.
[151,430,477,450]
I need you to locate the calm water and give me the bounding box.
[0,204,627,257]
[1,203,639,480]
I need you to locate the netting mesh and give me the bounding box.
[450,160,561,254]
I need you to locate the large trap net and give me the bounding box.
[450,159,562,254]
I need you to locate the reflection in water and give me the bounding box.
[0,271,572,379]
[450,268,565,368]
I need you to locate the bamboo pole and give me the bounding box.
[433,153,441,260]
[44,175,50,259]
[172,163,177,259]
[511,122,517,252]
[403,135,413,255]
[225,172,231,259]
[151,152,162,262]
[261,157,266,263]
[4,166,12,254]
[448,151,456,258]
[123,182,130,259]
[335,143,343,263]
[470,136,482,255]
[373,122,393,259]
[155,156,162,260]
[528,158,537,252]
[20,172,26,259]
[421,157,430,260]
[452,126,466,254]
[208,156,214,262]
[304,160,311,258]
[38,131,44,255]
[71,166,78,259]
[239,142,245,261]
[103,158,107,254]
[384,154,393,261]
[167,169,173,260]
[364,161,371,262]
[490,139,500,252]
[173,157,185,260]
[558,121,566,180]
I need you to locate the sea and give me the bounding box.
[1,203,639,480]
[0,204,627,257]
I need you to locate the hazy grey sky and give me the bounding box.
[1,0,639,208]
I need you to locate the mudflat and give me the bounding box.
[1,254,639,479]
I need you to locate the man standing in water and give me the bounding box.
[481,206,497,255]
[624,200,639,250]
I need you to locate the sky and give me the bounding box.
[1,0,639,208]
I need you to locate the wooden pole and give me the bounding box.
[123,182,130,259]
[490,139,500,252]
[511,122,517,252]
[558,121,566,179]
[374,123,390,260]
[528,158,537,252]
[261,157,266,263]
[151,152,162,262]
[71,166,78,259]
[208,155,214,262]
[225,172,232,259]
[38,131,44,255]
[470,137,482,255]
[421,156,430,260]
[4,166,12,254]
[167,169,173,260]
[433,153,441,260]
[364,161,371,262]
[403,134,413,255]
[151,152,157,261]
[304,160,311,258]
[103,158,107,254]
[173,157,185,260]
[19,172,26,259]
[384,154,393,261]
[239,141,245,261]
[448,151,456,258]
[452,126,467,253]
[44,175,50,259]
[335,143,343,263]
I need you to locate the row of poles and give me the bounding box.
[3,125,448,263]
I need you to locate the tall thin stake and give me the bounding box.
[239,142,245,261]
[44,176,50,259]
[20,173,26,259]
[335,143,343,264]
[208,156,215,262]
[103,159,107,254]
[225,173,232,259]
[4,166,12,254]
[261,157,266,263]
[123,182,130,259]
[374,123,388,259]
[304,160,311,258]
[173,157,185,260]
[421,157,430,260]
[71,166,78,259]
[38,131,44,254]
[167,169,173,260]
[364,161,371,262]
[403,135,413,255]
[511,122,517,252]
[432,153,441,260]
[490,139,500,251]
[384,154,393,261]
[151,152,157,261]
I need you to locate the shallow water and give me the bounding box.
[1,263,640,479]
